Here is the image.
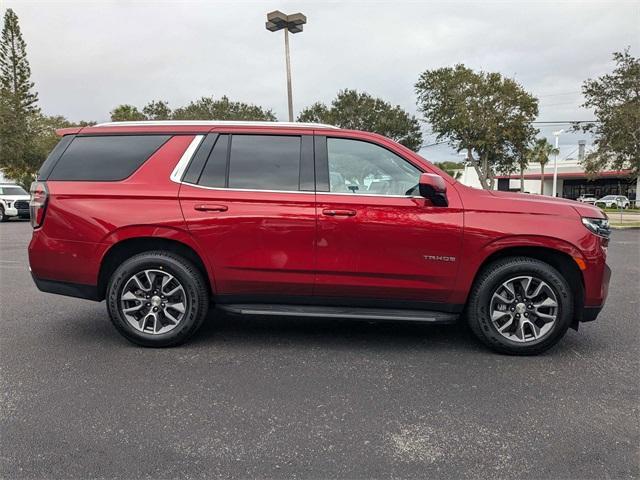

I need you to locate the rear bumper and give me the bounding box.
[31,273,100,301]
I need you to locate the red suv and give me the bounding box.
[28,121,611,354]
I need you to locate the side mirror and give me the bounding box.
[419,173,448,207]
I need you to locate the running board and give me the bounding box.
[218,304,458,324]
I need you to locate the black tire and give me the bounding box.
[106,251,209,347]
[467,257,573,355]
[0,206,8,222]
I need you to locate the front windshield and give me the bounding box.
[0,186,28,195]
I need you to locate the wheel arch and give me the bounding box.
[97,230,214,300]
[468,244,585,328]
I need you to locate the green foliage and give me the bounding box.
[172,96,276,121]
[142,100,172,120]
[434,161,464,179]
[576,48,640,179]
[0,8,40,187]
[110,96,276,122]
[110,104,145,121]
[415,64,538,189]
[298,89,423,151]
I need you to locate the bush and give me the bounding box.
[595,202,607,209]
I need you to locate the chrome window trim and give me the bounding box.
[171,134,422,199]
[180,182,314,195]
[170,135,204,184]
[318,191,423,199]
[178,181,422,199]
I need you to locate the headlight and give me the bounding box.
[582,217,610,238]
[5,201,11,208]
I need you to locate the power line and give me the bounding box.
[421,140,448,148]
[537,91,582,98]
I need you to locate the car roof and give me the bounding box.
[57,120,344,137]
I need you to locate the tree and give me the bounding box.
[143,100,172,120]
[528,138,558,195]
[434,161,464,179]
[415,65,538,189]
[576,48,640,179]
[298,89,423,151]
[172,96,276,121]
[0,8,40,186]
[110,104,145,121]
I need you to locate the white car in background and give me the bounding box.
[0,184,30,222]
[577,195,598,204]
[596,195,631,209]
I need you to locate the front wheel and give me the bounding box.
[106,251,209,347]
[467,257,573,355]
[0,206,7,222]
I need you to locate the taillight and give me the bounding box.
[29,181,48,228]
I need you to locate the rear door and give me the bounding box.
[313,134,464,307]
[179,131,316,300]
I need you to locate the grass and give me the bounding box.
[602,207,640,213]
[608,218,640,229]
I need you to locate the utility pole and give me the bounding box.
[552,130,564,197]
[266,11,307,122]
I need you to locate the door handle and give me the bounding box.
[194,204,228,212]
[322,209,356,217]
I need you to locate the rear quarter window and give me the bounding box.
[46,135,170,181]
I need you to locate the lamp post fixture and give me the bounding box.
[552,129,564,197]
[266,10,306,122]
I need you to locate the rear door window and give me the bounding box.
[227,135,301,191]
[47,135,170,181]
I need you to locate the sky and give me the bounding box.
[4,0,639,162]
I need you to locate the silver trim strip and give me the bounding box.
[95,120,338,129]
[179,181,422,199]
[181,182,314,195]
[170,135,204,183]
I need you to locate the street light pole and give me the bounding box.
[552,129,564,197]
[283,28,293,122]
[266,11,307,122]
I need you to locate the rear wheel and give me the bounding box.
[467,257,573,355]
[106,251,209,347]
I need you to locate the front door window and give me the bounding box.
[326,138,421,196]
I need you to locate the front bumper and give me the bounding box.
[2,206,29,217]
[580,263,611,323]
[581,306,604,322]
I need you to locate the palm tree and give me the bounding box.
[531,138,559,195]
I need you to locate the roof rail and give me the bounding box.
[93,120,339,129]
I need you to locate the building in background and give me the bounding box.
[454,141,637,204]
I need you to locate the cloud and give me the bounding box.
[7,0,638,159]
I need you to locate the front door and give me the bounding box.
[313,135,463,307]
[179,132,316,299]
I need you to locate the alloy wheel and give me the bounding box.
[120,269,187,334]
[489,275,558,343]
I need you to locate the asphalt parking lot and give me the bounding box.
[1,220,638,479]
